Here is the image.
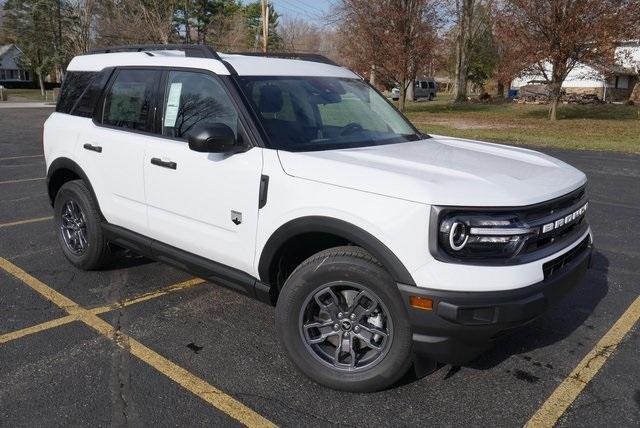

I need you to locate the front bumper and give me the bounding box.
[398,236,592,365]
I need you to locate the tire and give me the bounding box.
[53,180,111,270]
[276,246,413,392]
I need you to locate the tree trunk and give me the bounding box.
[398,77,408,112]
[37,72,45,98]
[369,65,376,86]
[454,0,473,102]
[406,79,415,102]
[548,82,562,121]
[497,81,505,98]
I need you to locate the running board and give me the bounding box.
[102,223,272,304]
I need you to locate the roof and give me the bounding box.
[67,49,359,79]
[592,62,638,76]
[0,44,16,58]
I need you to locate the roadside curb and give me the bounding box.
[0,102,55,109]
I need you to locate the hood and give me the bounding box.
[277,135,587,207]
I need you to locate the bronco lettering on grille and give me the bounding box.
[541,202,588,234]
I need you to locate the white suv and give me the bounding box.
[44,45,592,392]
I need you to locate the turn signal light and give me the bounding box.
[409,296,433,311]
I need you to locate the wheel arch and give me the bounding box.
[258,216,416,290]
[47,157,103,217]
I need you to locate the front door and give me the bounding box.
[143,70,263,274]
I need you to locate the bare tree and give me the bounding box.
[337,0,441,111]
[66,0,97,55]
[278,17,321,52]
[95,0,177,45]
[452,0,474,101]
[497,0,640,120]
[207,8,252,51]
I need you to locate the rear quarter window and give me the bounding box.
[56,72,97,114]
[72,69,112,118]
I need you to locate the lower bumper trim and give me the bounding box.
[399,242,592,364]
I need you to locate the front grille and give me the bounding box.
[543,236,590,279]
[520,186,589,255]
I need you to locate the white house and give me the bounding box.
[616,40,640,70]
[511,40,640,102]
[0,44,32,83]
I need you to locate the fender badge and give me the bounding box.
[231,210,242,225]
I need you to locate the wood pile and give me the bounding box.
[561,93,603,104]
[514,85,603,104]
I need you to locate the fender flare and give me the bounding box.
[47,157,103,216]
[258,216,416,286]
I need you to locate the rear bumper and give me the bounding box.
[398,238,592,365]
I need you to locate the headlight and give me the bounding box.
[438,213,535,259]
[432,191,589,263]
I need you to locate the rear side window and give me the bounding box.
[101,69,159,132]
[71,69,112,118]
[56,72,97,113]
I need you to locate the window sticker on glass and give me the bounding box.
[164,82,182,128]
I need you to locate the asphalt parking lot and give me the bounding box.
[1,107,639,427]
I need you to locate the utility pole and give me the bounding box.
[261,0,269,53]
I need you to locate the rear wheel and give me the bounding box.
[276,246,413,392]
[54,180,111,270]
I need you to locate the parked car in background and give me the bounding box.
[391,78,438,101]
[414,78,437,100]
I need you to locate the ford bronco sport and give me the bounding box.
[44,45,592,392]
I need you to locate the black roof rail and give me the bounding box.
[225,52,338,66]
[88,44,221,60]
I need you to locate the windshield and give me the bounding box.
[236,76,425,151]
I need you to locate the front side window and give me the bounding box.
[237,76,422,151]
[102,69,159,131]
[161,71,238,140]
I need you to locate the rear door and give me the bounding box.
[82,68,161,235]
[143,69,263,273]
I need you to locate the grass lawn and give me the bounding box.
[4,88,48,102]
[403,94,640,154]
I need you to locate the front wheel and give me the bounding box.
[276,246,413,392]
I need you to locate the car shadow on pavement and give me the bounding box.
[467,250,610,371]
[101,248,154,270]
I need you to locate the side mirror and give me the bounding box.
[188,123,244,154]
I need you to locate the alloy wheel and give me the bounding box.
[60,199,88,255]
[299,281,393,372]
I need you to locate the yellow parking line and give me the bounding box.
[0,155,43,161]
[525,296,640,427]
[90,278,207,315]
[0,216,53,229]
[0,278,208,345]
[0,258,274,427]
[0,177,46,185]
[0,315,80,344]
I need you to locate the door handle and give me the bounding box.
[83,143,102,153]
[150,157,177,170]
